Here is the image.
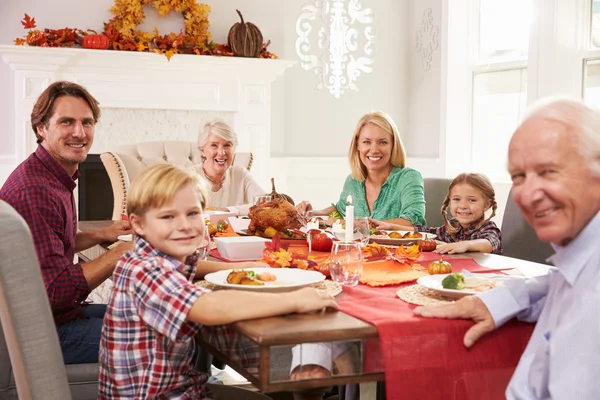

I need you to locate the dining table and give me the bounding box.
[78,220,551,399]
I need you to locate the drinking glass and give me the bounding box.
[328,241,363,286]
[253,194,272,205]
[354,217,371,247]
[197,225,211,261]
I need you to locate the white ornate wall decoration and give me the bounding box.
[415,8,439,71]
[295,0,375,98]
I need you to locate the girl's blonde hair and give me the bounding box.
[348,111,407,181]
[441,173,497,234]
[127,164,207,217]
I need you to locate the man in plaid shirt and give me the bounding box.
[99,164,337,399]
[0,81,131,363]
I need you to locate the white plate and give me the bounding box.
[417,273,522,299]
[204,267,325,293]
[117,234,132,242]
[370,230,436,246]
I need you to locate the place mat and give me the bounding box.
[194,278,343,297]
[395,284,454,306]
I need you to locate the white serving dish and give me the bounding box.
[213,236,270,261]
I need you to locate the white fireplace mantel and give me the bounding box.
[0,44,296,187]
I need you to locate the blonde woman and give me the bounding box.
[298,111,426,226]
[192,120,265,215]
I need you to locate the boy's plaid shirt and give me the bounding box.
[416,219,503,255]
[98,236,258,399]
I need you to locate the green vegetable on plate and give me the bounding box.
[441,273,465,290]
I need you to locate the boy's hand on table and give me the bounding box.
[290,287,338,314]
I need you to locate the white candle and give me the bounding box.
[345,195,354,241]
[332,219,344,232]
[307,217,319,231]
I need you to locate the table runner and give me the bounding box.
[338,257,535,400]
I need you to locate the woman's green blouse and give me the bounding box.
[333,166,426,225]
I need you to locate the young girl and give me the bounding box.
[372,173,502,255]
[98,164,337,399]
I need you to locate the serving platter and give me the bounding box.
[236,229,306,240]
[369,231,436,246]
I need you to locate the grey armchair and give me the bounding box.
[501,189,554,264]
[0,201,98,400]
[423,178,452,227]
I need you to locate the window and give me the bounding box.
[469,0,533,182]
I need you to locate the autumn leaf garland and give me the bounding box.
[13,0,278,60]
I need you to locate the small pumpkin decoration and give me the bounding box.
[227,9,263,57]
[428,256,452,275]
[419,239,437,252]
[270,177,295,205]
[82,31,110,50]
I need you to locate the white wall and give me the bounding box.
[0,0,411,210]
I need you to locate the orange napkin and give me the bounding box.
[360,259,428,287]
[213,225,239,237]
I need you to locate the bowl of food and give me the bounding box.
[213,236,270,261]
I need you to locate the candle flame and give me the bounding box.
[346,195,352,205]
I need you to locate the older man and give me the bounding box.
[0,81,132,364]
[414,98,600,399]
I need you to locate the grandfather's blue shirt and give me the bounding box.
[478,211,600,399]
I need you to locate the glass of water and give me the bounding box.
[354,217,371,247]
[328,241,363,287]
[198,224,211,261]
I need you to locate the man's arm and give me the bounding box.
[414,272,553,347]
[81,242,132,290]
[75,220,131,252]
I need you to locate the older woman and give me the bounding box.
[192,120,266,215]
[298,111,426,226]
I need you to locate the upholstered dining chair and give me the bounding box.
[100,141,253,220]
[0,201,78,399]
[501,189,554,264]
[423,177,452,227]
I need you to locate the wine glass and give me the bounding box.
[328,241,363,286]
[354,217,371,247]
[253,194,272,205]
[197,225,211,261]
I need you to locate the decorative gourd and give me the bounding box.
[419,239,437,252]
[428,257,452,275]
[270,178,295,205]
[227,9,263,57]
[82,32,110,49]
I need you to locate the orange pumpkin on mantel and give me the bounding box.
[82,32,110,50]
[428,257,452,275]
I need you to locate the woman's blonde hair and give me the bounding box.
[441,173,497,234]
[127,164,207,217]
[348,111,406,181]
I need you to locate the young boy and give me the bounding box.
[98,164,337,399]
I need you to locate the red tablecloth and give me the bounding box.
[338,257,535,400]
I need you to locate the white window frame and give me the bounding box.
[442,0,594,182]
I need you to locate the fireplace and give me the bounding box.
[0,45,295,193]
[78,154,113,221]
